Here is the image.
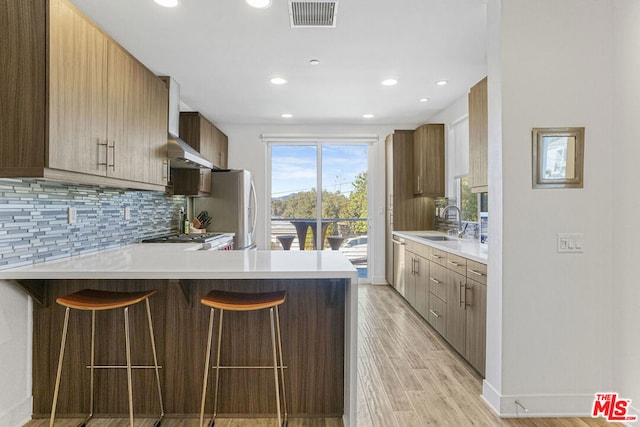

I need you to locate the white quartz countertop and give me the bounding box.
[0,244,359,280]
[393,231,488,264]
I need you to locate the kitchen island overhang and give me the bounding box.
[0,247,358,427]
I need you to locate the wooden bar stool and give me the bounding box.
[199,289,288,427]
[50,289,164,427]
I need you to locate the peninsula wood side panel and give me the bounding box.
[32,279,345,418]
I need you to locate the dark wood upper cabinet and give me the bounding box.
[412,124,445,197]
[172,112,229,196]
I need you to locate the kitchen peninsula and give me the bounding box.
[0,247,358,426]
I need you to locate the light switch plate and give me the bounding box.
[557,233,583,253]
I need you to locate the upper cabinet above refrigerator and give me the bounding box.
[171,112,229,196]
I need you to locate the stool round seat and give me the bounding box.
[56,289,158,311]
[201,290,286,311]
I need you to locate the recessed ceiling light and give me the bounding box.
[419,98,429,103]
[281,113,293,118]
[246,0,272,8]
[381,79,398,86]
[154,0,179,7]
[309,59,320,66]
[362,114,375,119]
[270,77,287,85]
[436,80,448,86]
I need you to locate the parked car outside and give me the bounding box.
[340,235,367,263]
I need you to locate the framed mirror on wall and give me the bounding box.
[532,127,585,189]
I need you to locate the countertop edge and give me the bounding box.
[393,231,488,264]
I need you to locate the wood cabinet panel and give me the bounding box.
[0,0,168,191]
[429,246,449,268]
[412,124,444,197]
[428,262,448,301]
[469,77,488,193]
[465,278,487,375]
[0,0,47,170]
[148,76,169,185]
[428,295,446,336]
[446,270,466,354]
[467,259,487,285]
[446,252,467,276]
[48,0,108,176]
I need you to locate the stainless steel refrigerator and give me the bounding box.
[194,169,257,249]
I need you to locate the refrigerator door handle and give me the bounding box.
[249,179,257,239]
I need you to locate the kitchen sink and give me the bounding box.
[418,235,455,242]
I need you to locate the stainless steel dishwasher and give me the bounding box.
[392,236,406,295]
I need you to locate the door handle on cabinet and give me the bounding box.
[162,160,168,180]
[97,139,108,168]
[108,141,116,170]
[468,269,485,277]
[459,282,465,307]
[429,278,440,284]
[429,309,441,319]
[431,254,443,260]
[448,260,462,268]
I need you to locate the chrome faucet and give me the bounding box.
[440,205,465,238]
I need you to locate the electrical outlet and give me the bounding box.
[557,233,583,253]
[67,207,77,225]
[124,207,131,220]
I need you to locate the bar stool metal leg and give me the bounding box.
[210,309,224,426]
[145,298,165,425]
[124,306,134,427]
[200,308,215,427]
[269,308,282,427]
[275,305,288,426]
[50,307,70,427]
[87,310,96,425]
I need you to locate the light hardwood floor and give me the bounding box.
[26,284,619,427]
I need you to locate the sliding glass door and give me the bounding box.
[269,142,369,279]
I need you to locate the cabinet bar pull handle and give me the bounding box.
[448,261,462,267]
[429,278,440,284]
[431,254,442,259]
[469,269,485,277]
[429,309,441,319]
[460,283,465,307]
[162,161,168,180]
[97,139,108,167]
[414,258,419,274]
[465,285,472,307]
[108,141,116,170]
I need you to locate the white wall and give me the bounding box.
[220,124,395,284]
[484,0,615,416]
[0,281,32,426]
[612,0,640,420]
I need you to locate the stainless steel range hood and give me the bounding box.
[161,77,213,170]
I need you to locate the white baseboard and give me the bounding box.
[370,275,387,285]
[0,396,32,427]
[482,381,613,418]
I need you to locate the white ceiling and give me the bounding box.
[70,0,487,129]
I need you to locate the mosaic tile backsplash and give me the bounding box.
[0,179,186,270]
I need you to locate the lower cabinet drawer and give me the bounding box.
[429,263,448,301]
[428,294,446,336]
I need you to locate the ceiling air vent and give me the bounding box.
[289,1,338,28]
